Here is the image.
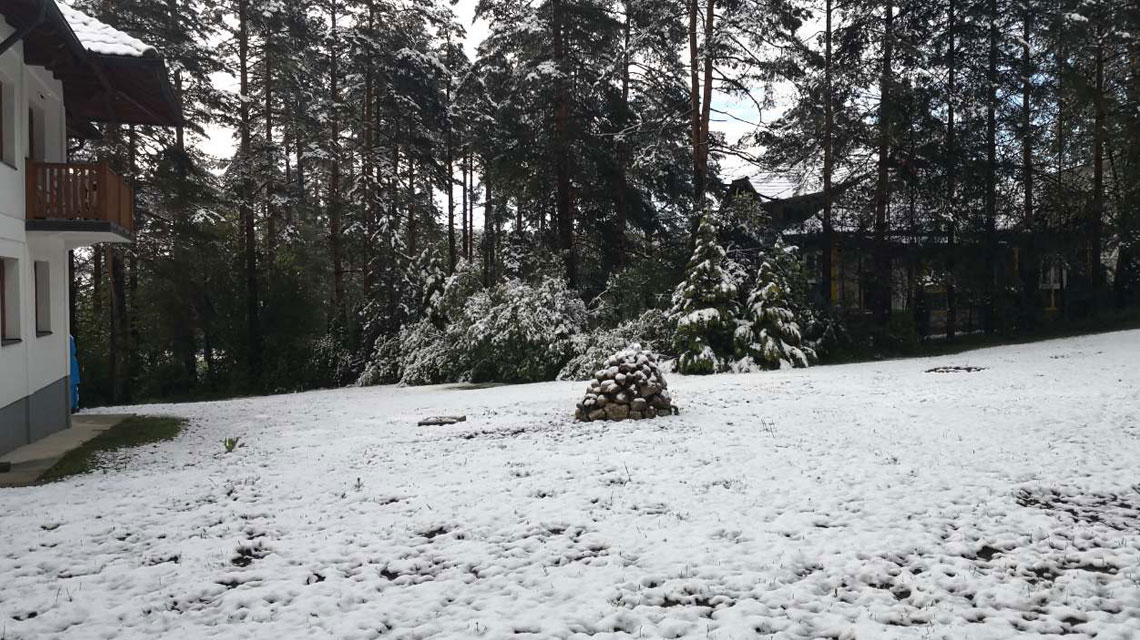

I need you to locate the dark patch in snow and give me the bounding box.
[926,366,988,373]
[145,553,181,566]
[416,524,451,540]
[1015,484,1140,531]
[976,545,1001,561]
[231,541,269,567]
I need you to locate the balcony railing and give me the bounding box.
[25,160,135,234]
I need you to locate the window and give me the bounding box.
[1040,257,1065,290]
[27,103,45,162]
[0,77,14,166]
[0,257,20,345]
[34,261,50,336]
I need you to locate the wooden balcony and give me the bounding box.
[25,160,135,237]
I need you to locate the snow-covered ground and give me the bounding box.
[2,331,1139,639]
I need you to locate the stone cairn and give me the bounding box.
[575,344,677,421]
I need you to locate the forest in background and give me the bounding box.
[66,0,1140,404]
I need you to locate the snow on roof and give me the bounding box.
[57,2,154,58]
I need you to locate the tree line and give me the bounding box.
[69,0,1139,402]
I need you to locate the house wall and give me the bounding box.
[0,27,72,457]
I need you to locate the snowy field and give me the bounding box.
[2,331,1140,640]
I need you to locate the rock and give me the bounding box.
[418,415,467,426]
[604,403,629,421]
[574,344,677,422]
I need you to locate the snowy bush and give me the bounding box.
[559,309,671,381]
[592,261,676,327]
[307,332,358,387]
[357,334,402,386]
[358,275,585,386]
[397,319,460,386]
[357,320,458,387]
[670,215,740,375]
[459,277,587,383]
[735,259,816,370]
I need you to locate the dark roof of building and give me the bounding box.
[726,174,871,230]
[2,0,182,127]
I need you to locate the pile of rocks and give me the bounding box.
[575,344,677,421]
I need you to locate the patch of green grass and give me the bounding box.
[38,415,186,484]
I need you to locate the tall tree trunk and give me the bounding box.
[467,153,475,261]
[92,244,103,320]
[699,0,715,187]
[1056,7,1065,176]
[821,0,834,305]
[169,55,197,383]
[872,0,894,327]
[108,246,127,404]
[126,126,138,395]
[1115,40,1139,307]
[68,251,76,339]
[407,162,417,256]
[1091,22,1105,307]
[328,0,345,322]
[264,33,277,261]
[1021,6,1039,328]
[946,0,958,341]
[238,0,261,381]
[483,171,493,285]
[983,0,998,333]
[391,144,400,240]
[613,2,632,269]
[687,0,716,212]
[461,149,469,261]
[552,0,577,287]
[446,40,456,272]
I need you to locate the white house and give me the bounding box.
[1,0,180,455]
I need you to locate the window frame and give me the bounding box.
[0,257,21,346]
[0,76,14,168]
[34,260,51,337]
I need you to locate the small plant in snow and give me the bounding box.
[222,437,242,453]
[670,214,739,375]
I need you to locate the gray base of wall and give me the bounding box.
[0,377,71,456]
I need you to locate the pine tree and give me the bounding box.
[670,215,739,374]
[736,244,816,370]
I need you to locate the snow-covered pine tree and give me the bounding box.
[670,215,739,374]
[736,242,816,370]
